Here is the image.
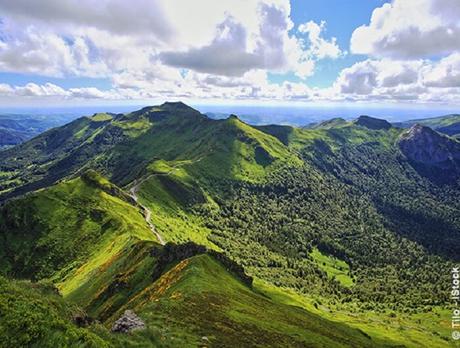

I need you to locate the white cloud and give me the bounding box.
[160,16,260,76]
[332,54,460,102]
[422,52,460,87]
[335,60,422,95]
[15,83,69,97]
[160,1,325,78]
[0,24,110,77]
[351,0,460,59]
[0,0,174,43]
[0,0,344,84]
[298,20,342,60]
[0,0,458,105]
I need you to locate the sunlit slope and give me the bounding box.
[0,170,155,282]
[0,276,109,348]
[0,102,300,201]
[122,253,379,347]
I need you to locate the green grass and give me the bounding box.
[310,248,354,287]
[111,254,379,347]
[398,114,460,128]
[0,171,154,283]
[137,175,215,248]
[0,103,458,347]
[255,279,453,348]
[0,276,110,348]
[91,113,113,122]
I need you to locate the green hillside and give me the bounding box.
[0,276,108,348]
[0,170,155,281]
[0,174,396,347]
[0,104,458,347]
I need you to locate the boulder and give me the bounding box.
[111,310,145,333]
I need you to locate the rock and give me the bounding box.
[398,124,460,165]
[72,313,93,327]
[111,310,145,333]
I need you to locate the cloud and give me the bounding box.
[298,20,342,60]
[422,52,460,87]
[336,60,422,95]
[351,0,460,59]
[160,16,260,76]
[0,0,343,82]
[0,0,174,43]
[15,83,69,97]
[160,2,319,77]
[0,28,109,77]
[0,0,457,105]
[0,82,126,99]
[331,54,460,102]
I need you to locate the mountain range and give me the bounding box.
[0,102,459,347]
[0,113,78,149]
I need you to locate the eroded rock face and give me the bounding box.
[111,310,145,333]
[398,124,460,165]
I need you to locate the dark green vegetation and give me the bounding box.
[0,102,459,347]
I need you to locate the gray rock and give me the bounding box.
[398,124,460,165]
[111,310,145,333]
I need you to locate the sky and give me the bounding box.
[0,0,459,108]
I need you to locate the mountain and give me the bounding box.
[0,127,30,147]
[0,113,78,149]
[0,173,385,347]
[394,114,460,137]
[354,115,392,130]
[399,124,460,165]
[398,124,460,183]
[0,102,457,347]
[308,117,348,130]
[0,102,298,201]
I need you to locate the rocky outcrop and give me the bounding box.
[398,124,460,165]
[355,115,392,130]
[111,310,145,333]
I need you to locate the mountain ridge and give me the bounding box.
[0,102,458,347]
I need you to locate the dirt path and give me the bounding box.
[126,157,206,246]
[129,176,165,245]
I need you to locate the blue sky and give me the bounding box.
[290,0,389,87]
[0,0,458,107]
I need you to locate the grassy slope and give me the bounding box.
[394,114,460,137]
[310,248,354,288]
[109,254,381,348]
[112,112,301,246]
[0,171,155,284]
[0,276,110,348]
[256,280,452,348]
[0,106,458,347]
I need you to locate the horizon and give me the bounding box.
[0,101,458,126]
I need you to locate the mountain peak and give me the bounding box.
[401,123,441,142]
[398,124,460,165]
[355,115,392,130]
[160,101,197,112]
[125,102,203,122]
